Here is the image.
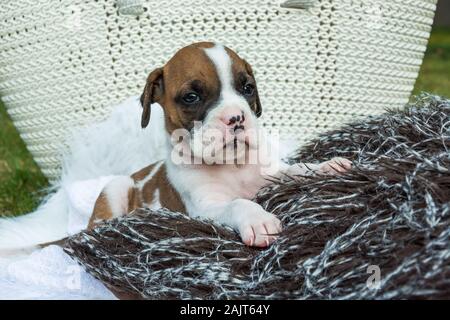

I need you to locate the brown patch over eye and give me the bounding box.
[221,49,264,118]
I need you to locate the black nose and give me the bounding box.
[228,112,245,126]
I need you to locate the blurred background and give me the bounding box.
[0,0,449,217]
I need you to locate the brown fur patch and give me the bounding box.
[139,164,186,213]
[230,54,262,117]
[88,192,113,229]
[161,43,221,133]
[89,162,186,230]
[131,164,154,181]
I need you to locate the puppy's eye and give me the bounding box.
[243,83,255,96]
[182,92,201,104]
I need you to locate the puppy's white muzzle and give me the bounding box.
[190,100,259,164]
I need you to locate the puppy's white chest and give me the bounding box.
[216,165,267,199]
[236,182,261,199]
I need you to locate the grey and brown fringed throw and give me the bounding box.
[64,94,450,300]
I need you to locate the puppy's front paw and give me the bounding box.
[238,211,282,248]
[319,157,352,175]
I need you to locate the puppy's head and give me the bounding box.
[140,42,262,164]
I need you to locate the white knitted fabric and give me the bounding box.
[0,0,438,180]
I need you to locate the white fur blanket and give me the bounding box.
[0,96,297,299]
[0,175,122,299]
[0,96,167,299]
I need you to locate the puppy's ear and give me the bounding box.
[244,60,262,118]
[140,67,164,128]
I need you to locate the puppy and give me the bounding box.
[89,42,351,247]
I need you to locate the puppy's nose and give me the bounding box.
[220,109,245,127]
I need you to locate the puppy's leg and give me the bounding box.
[191,198,282,247]
[284,157,352,177]
[88,176,135,230]
[227,199,282,247]
[317,157,352,174]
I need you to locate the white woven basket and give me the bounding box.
[0,0,438,180]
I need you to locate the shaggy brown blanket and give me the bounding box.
[64,94,450,299]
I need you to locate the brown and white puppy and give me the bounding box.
[89,42,352,247]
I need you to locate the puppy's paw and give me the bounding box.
[319,157,352,175]
[238,211,282,248]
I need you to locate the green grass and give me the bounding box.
[0,100,48,217]
[413,27,450,97]
[0,27,449,217]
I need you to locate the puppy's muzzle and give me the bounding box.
[219,107,246,133]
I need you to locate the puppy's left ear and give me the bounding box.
[140,67,164,128]
[244,60,262,118]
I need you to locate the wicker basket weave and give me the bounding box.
[0,0,438,180]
